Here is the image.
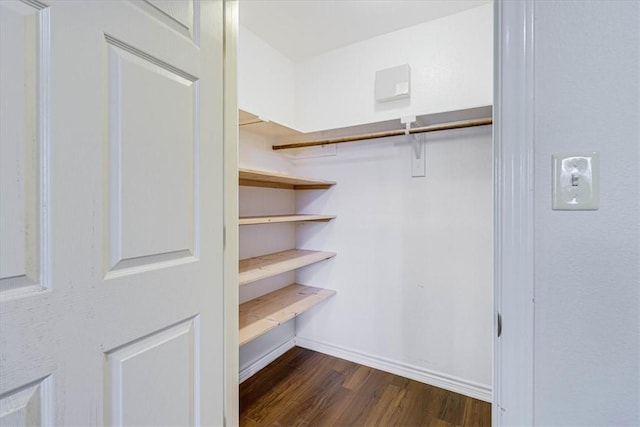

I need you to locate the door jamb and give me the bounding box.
[223,0,239,426]
[493,0,536,425]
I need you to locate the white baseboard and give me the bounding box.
[239,338,296,383]
[295,337,492,403]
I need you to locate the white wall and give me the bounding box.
[294,4,493,132]
[238,4,493,134]
[533,1,640,425]
[294,128,493,398]
[238,26,296,128]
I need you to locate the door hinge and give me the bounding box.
[497,312,502,337]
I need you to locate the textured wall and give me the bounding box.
[533,1,640,425]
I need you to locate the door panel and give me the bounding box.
[105,318,198,426]
[0,0,49,295]
[106,36,197,273]
[0,376,52,426]
[0,1,225,425]
[0,0,55,415]
[143,0,195,40]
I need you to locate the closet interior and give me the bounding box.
[236,0,494,405]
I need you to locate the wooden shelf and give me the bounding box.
[239,214,335,226]
[240,107,493,150]
[239,284,336,346]
[239,249,336,286]
[239,168,336,190]
[239,110,304,139]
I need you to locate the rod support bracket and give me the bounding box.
[401,116,422,159]
[412,134,423,159]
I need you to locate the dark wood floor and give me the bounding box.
[240,347,491,427]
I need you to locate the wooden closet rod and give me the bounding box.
[272,117,492,151]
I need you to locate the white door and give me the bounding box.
[0,1,226,425]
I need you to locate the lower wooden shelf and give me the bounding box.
[239,214,336,225]
[239,249,336,286]
[239,167,336,190]
[239,284,336,346]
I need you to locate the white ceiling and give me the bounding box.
[239,0,490,63]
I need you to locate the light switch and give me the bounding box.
[552,152,599,210]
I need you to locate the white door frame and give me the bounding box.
[223,1,240,426]
[221,1,538,425]
[493,0,536,425]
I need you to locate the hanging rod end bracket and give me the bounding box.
[400,115,417,135]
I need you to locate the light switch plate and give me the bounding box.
[552,152,599,210]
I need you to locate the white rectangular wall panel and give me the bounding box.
[105,319,199,426]
[106,37,198,275]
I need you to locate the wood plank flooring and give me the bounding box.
[240,347,491,427]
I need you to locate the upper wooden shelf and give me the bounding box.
[239,249,336,286]
[239,106,493,151]
[239,283,336,346]
[239,214,336,226]
[239,168,336,190]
